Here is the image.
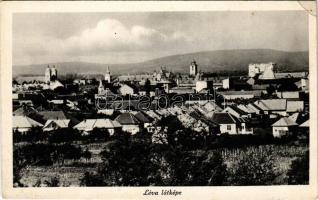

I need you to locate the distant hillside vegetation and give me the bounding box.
[13,49,309,76]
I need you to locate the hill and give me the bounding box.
[13,49,309,76]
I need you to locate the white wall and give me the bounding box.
[272,126,289,138]
[220,124,237,134]
[122,125,140,135]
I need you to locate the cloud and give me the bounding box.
[64,19,190,54]
[14,18,190,60]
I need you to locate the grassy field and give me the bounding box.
[18,142,308,186]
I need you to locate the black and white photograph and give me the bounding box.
[1,1,317,199]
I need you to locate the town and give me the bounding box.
[12,60,309,187]
[13,61,309,138]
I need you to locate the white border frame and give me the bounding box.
[1,1,317,199]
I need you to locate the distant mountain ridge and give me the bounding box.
[13,49,309,76]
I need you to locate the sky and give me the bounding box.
[13,11,308,66]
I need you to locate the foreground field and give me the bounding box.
[17,142,308,186]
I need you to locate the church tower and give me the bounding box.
[45,65,51,83]
[190,60,198,76]
[98,80,104,95]
[105,66,111,83]
[51,65,57,81]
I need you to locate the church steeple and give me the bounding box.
[98,80,104,95]
[190,59,198,76]
[105,66,111,83]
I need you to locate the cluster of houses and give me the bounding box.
[12,61,309,140]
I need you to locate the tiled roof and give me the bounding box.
[286,101,304,112]
[254,99,287,111]
[115,113,140,125]
[211,112,237,124]
[43,119,70,129]
[299,119,309,127]
[13,106,37,116]
[204,101,222,112]
[225,105,247,115]
[74,119,122,130]
[38,111,67,120]
[13,116,43,128]
[237,104,256,114]
[133,111,153,123]
[272,117,298,127]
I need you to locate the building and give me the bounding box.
[38,110,67,121]
[211,112,238,134]
[222,105,249,118]
[295,78,309,92]
[189,60,198,76]
[105,66,111,83]
[118,84,135,96]
[196,80,208,93]
[13,115,43,133]
[43,119,70,132]
[218,91,262,100]
[45,65,58,83]
[248,63,276,79]
[74,119,122,135]
[211,112,253,135]
[286,101,304,113]
[254,99,287,116]
[276,91,300,99]
[222,78,230,89]
[115,113,141,134]
[272,117,298,138]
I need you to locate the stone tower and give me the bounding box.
[51,65,57,81]
[45,65,51,83]
[190,60,198,76]
[98,80,104,95]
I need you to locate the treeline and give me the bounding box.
[78,136,309,186]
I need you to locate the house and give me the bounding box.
[13,105,37,116]
[295,78,309,92]
[276,91,300,99]
[42,80,64,90]
[38,111,67,120]
[248,63,276,79]
[132,111,154,129]
[169,87,195,94]
[254,99,287,117]
[118,84,135,96]
[115,113,141,134]
[299,119,309,134]
[272,117,298,138]
[299,119,309,128]
[74,119,122,135]
[203,101,223,112]
[286,101,304,113]
[43,119,70,132]
[218,91,261,100]
[211,112,252,134]
[13,115,43,133]
[222,105,249,118]
[237,104,257,116]
[287,112,308,125]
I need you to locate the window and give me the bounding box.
[227,125,231,131]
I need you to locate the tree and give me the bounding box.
[82,148,92,162]
[166,150,227,186]
[229,149,278,185]
[80,171,106,186]
[266,84,276,96]
[144,78,151,96]
[287,151,309,184]
[44,176,60,187]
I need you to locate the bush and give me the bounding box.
[287,151,309,184]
